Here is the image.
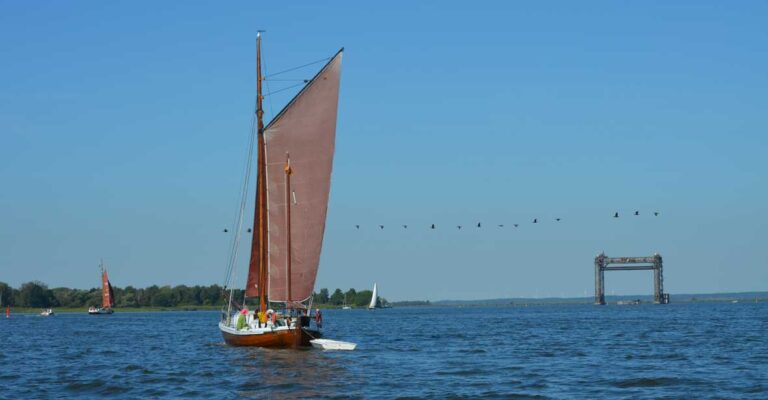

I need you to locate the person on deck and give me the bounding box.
[256,310,265,328]
[236,308,248,330]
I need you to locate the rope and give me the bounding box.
[302,327,318,340]
[265,82,305,97]
[264,57,330,79]
[261,40,276,121]
[222,98,258,304]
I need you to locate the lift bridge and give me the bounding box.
[594,253,670,305]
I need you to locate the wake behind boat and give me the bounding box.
[218,33,343,348]
[88,260,115,315]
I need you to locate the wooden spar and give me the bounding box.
[256,32,268,315]
[285,153,293,306]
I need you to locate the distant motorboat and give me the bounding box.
[40,308,55,317]
[617,299,641,305]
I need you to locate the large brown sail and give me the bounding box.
[264,50,343,303]
[101,269,114,309]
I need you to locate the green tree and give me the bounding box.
[354,290,373,307]
[0,282,13,306]
[142,285,160,307]
[85,288,102,308]
[151,286,174,307]
[344,288,357,305]
[330,288,345,305]
[118,286,138,307]
[16,281,57,307]
[316,288,329,304]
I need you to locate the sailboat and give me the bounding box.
[219,33,343,348]
[342,293,351,310]
[368,283,380,309]
[88,261,115,315]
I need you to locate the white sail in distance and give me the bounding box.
[368,283,378,309]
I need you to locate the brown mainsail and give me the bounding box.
[264,50,342,304]
[102,269,115,309]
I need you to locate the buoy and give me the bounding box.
[5,306,9,318]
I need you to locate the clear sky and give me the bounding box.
[1,1,766,301]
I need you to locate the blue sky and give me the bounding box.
[1,1,766,300]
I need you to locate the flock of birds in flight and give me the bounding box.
[221,211,661,232]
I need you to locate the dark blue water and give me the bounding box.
[1,303,766,399]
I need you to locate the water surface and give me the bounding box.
[2,303,766,398]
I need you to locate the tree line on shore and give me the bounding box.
[0,281,389,309]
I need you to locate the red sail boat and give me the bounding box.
[89,260,115,315]
[218,33,343,348]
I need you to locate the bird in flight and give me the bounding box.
[654,211,659,216]
[498,224,504,228]
[613,212,619,218]
[513,224,519,228]
[457,225,462,230]
[355,225,360,229]
[223,229,228,233]
[379,225,384,230]
[533,218,538,223]
[431,224,436,229]
[477,222,481,228]
[555,218,561,222]
[402,225,408,229]
[634,211,639,216]
[247,228,252,233]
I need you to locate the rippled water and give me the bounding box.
[2,303,766,398]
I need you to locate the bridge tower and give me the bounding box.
[594,253,669,305]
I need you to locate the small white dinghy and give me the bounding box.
[310,339,357,351]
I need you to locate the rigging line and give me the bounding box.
[263,57,330,79]
[265,79,309,82]
[261,40,276,121]
[225,112,257,318]
[223,100,258,290]
[265,82,305,97]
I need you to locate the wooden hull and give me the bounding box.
[220,325,320,348]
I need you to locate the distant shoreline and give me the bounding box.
[7,291,765,313]
[425,291,768,307]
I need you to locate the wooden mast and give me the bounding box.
[284,153,293,307]
[256,31,268,315]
